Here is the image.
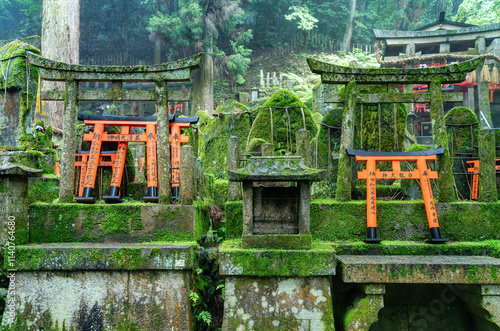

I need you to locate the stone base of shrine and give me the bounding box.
[222,276,334,330]
[219,240,336,330]
[2,244,195,330]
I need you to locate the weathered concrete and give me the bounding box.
[338,255,500,284]
[222,276,334,330]
[2,270,193,330]
[261,142,274,156]
[156,79,172,204]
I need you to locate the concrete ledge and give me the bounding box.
[9,243,196,271]
[338,255,500,284]
[219,240,336,276]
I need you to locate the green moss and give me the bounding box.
[225,200,243,238]
[28,178,59,204]
[246,138,268,155]
[108,248,145,270]
[200,110,251,179]
[219,239,335,276]
[8,149,56,174]
[194,199,212,242]
[344,295,382,329]
[242,234,312,250]
[311,199,500,242]
[247,89,318,155]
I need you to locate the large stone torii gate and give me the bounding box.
[308,57,487,202]
[26,51,204,203]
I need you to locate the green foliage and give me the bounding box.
[454,0,500,25]
[227,31,253,85]
[148,0,203,56]
[285,5,318,31]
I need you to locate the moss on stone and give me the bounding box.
[28,177,59,204]
[200,110,251,179]
[247,89,318,155]
[225,200,243,238]
[219,239,335,276]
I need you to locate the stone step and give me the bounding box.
[10,243,195,271]
[337,255,500,284]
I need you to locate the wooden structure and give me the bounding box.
[26,51,203,203]
[308,57,480,203]
[467,158,500,200]
[347,148,448,243]
[76,113,197,203]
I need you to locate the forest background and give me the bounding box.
[1,0,499,107]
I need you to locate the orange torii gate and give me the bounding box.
[466,159,500,200]
[347,148,449,244]
[75,113,197,204]
[75,150,117,197]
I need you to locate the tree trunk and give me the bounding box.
[154,0,162,64]
[41,0,80,130]
[356,0,366,38]
[342,0,356,53]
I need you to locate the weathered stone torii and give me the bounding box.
[26,52,203,203]
[308,58,480,202]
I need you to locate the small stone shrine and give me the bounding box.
[228,156,324,249]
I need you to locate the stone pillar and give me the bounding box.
[260,69,264,87]
[296,129,310,167]
[59,78,78,203]
[180,145,194,204]
[429,79,456,202]
[228,136,241,200]
[0,167,41,245]
[266,72,270,87]
[298,181,310,235]
[344,284,385,331]
[336,81,356,201]
[476,37,492,126]
[261,143,274,156]
[155,80,172,204]
[405,43,415,57]
[439,42,450,54]
[478,129,498,202]
[479,285,500,328]
[242,181,253,236]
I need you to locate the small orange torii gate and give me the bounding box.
[347,148,449,244]
[466,159,500,200]
[76,113,197,204]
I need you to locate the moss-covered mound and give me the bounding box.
[0,41,40,136]
[247,89,317,155]
[200,101,252,178]
[444,106,479,156]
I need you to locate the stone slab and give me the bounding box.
[223,276,334,330]
[338,255,500,284]
[1,270,193,330]
[9,243,195,271]
[219,240,335,276]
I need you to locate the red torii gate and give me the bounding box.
[75,113,197,204]
[347,148,448,244]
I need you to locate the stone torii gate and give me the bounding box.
[26,51,203,203]
[308,57,480,202]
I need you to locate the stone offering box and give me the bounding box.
[228,156,324,249]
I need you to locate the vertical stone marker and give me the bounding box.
[228,136,241,200]
[180,145,194,204]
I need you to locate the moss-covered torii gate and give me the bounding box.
[26,52,204,203]
[308,58,481,202]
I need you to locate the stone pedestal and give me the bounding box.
[2,244,195,330]
[220,240,336,330]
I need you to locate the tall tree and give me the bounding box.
[41,0,80,129]
[342,0,357,53]
[285,5,318,52]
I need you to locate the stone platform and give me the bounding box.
[337,255,500,284]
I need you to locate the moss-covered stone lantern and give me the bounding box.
[228,156,325,249]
